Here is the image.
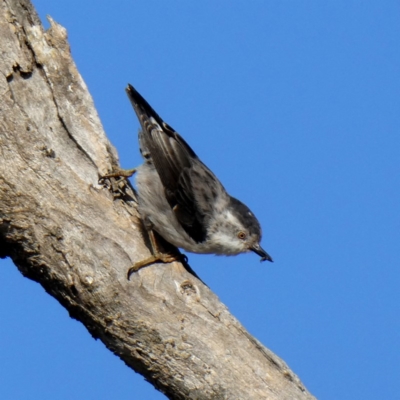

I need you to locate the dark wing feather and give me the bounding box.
[126,84,221,243]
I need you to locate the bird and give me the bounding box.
[103,84,272,276]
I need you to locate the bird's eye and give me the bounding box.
[237,231,247,240]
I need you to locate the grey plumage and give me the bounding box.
[126,84,272,263]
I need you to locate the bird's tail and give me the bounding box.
[125,83,198,159]
[126,84,172,131]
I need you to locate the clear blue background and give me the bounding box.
[1,1,399,399]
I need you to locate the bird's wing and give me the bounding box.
[126,84,225,243]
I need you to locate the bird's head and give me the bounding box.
[207,197,273,262]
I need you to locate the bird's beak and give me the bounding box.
[250,244,273,262]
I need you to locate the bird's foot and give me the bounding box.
[99,167,137,181]
[127,253,182,280]
[99,168,138,200]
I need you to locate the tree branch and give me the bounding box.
[0,1,315,399]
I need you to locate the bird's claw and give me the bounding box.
[127,253,181,280]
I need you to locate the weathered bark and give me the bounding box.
[0,1,316,399]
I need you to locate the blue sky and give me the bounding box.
[1,1,399,399]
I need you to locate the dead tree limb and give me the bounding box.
[0,1,316,399]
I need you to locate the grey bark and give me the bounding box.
[0,1,316,399]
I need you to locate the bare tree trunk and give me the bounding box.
[0,1,316,399]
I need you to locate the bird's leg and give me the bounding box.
[100,170,181,278]
[127,229,181,279]
[99,168,138,200]
[100,167,137,180]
